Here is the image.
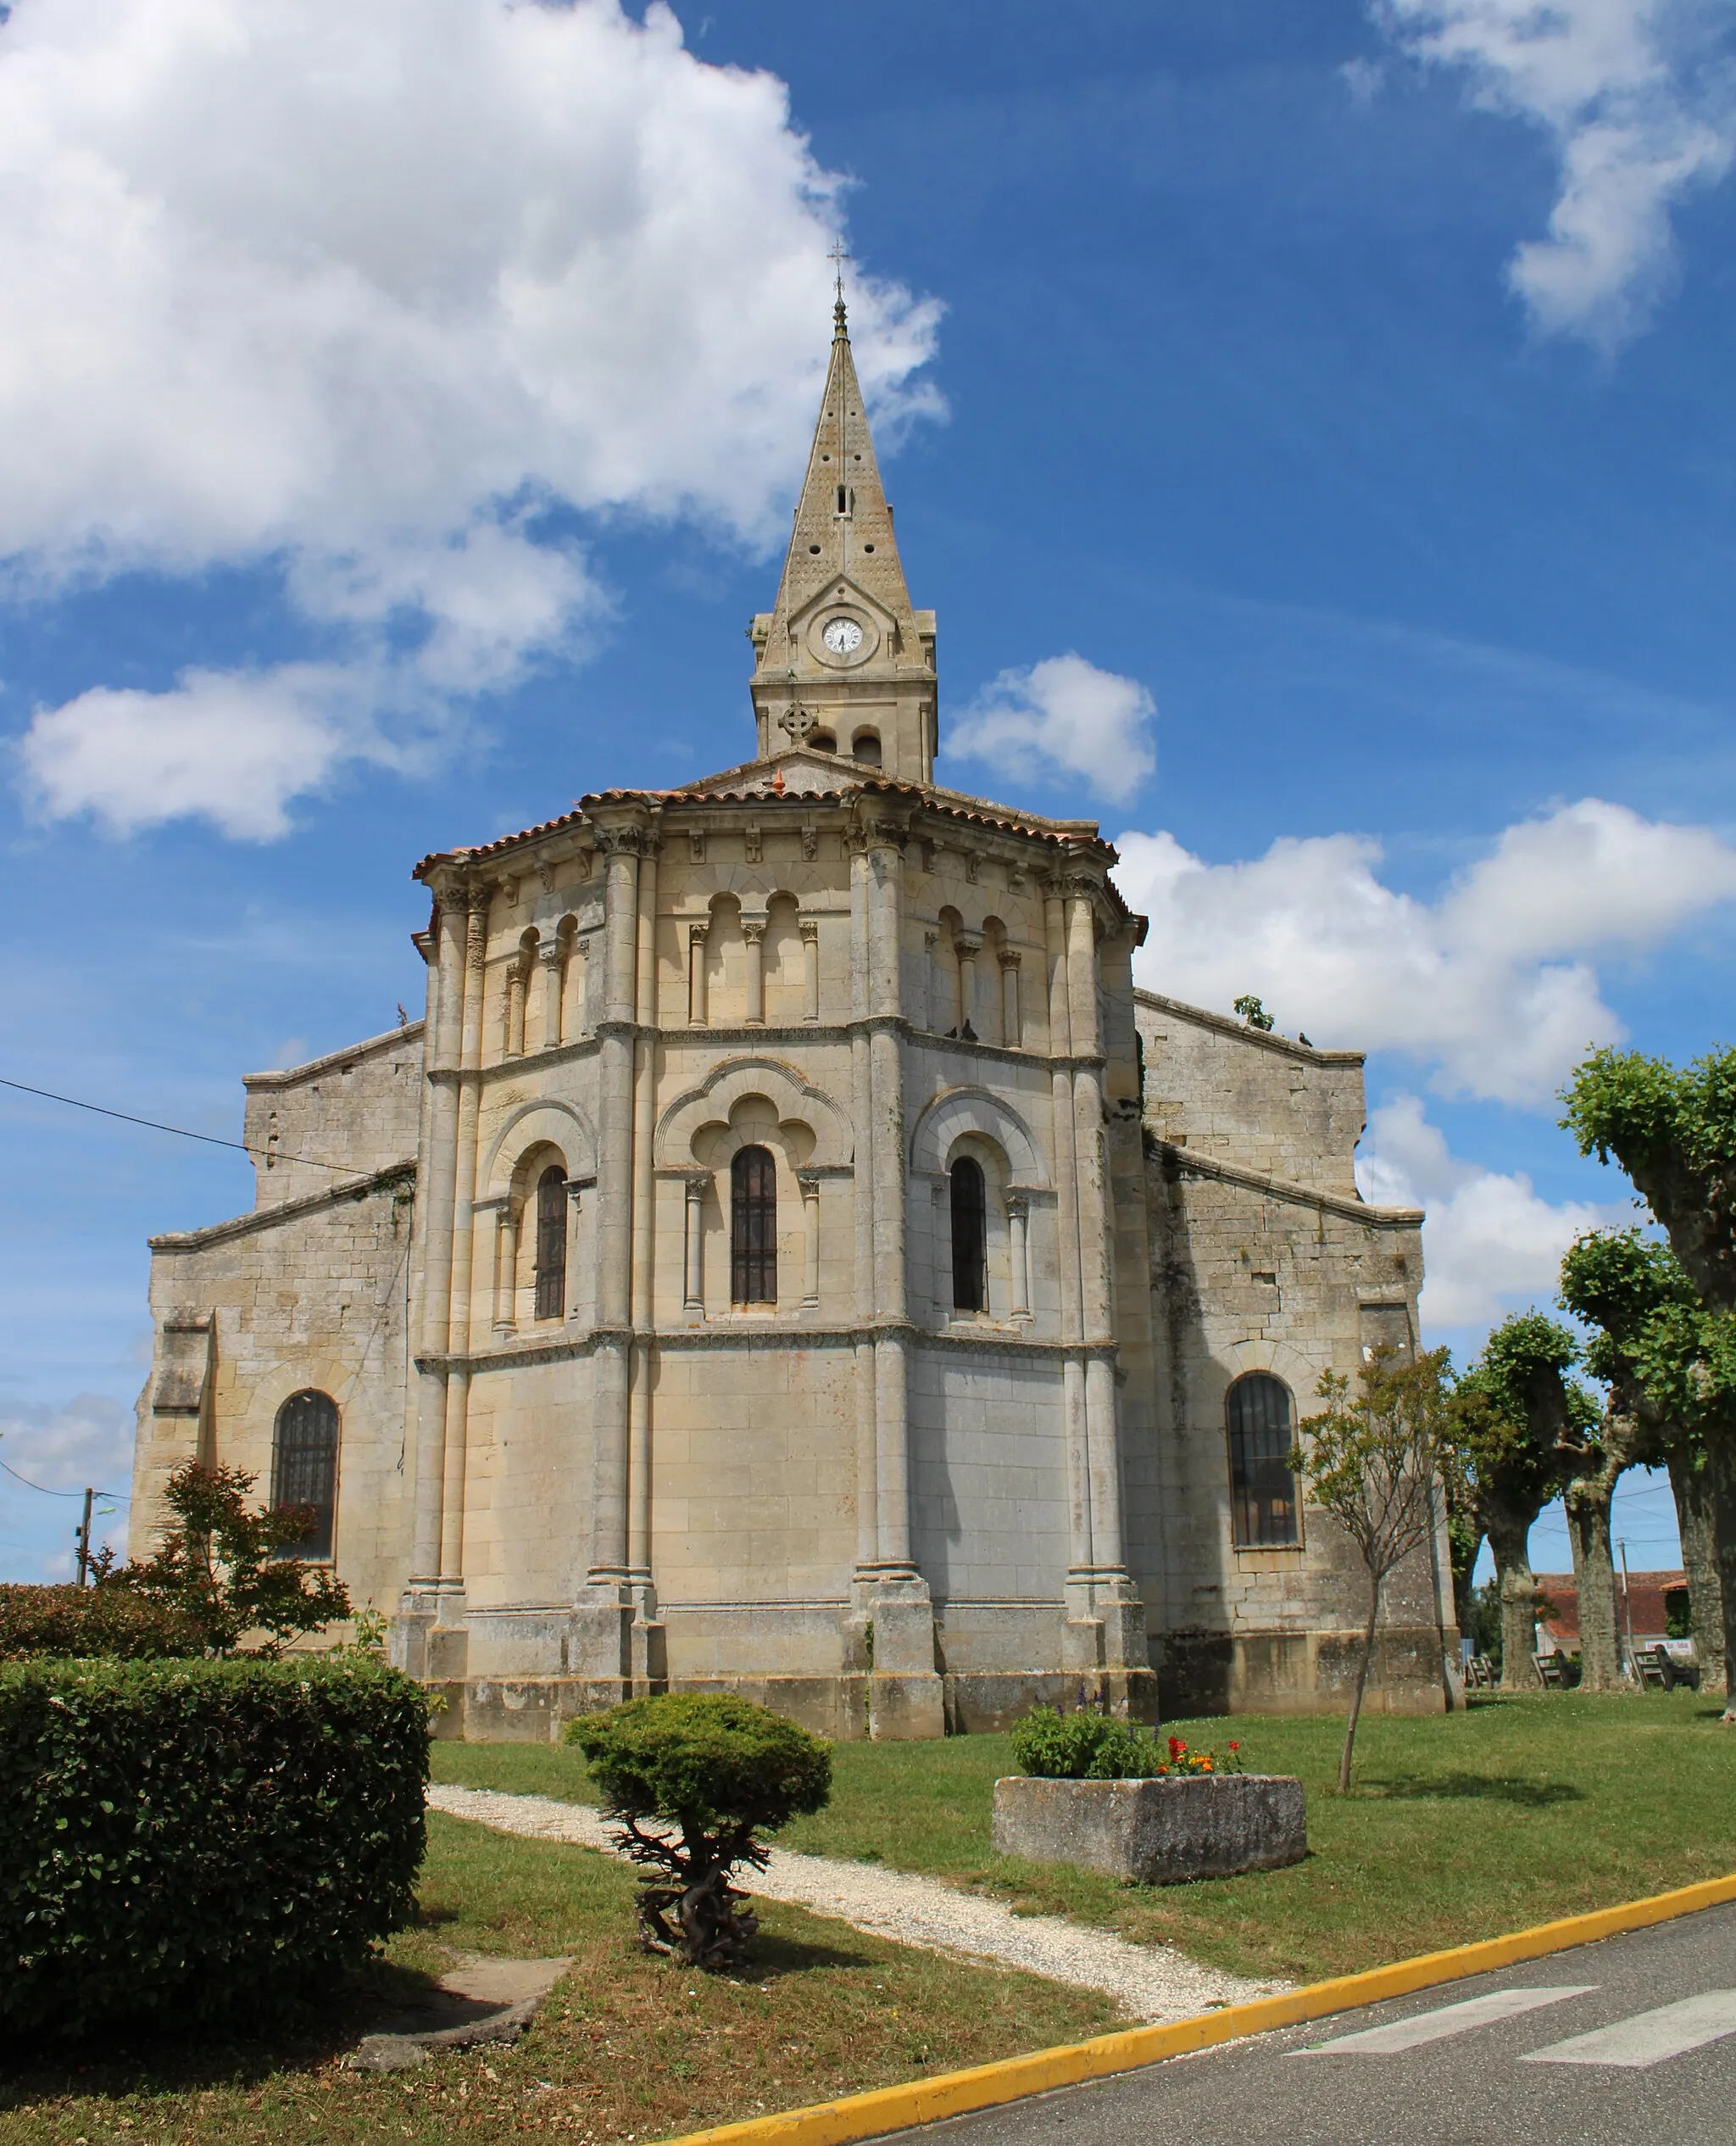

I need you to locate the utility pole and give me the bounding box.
[1618,1537,1637,1678]
[74,1487,93,1587]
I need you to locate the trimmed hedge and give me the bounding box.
[0,1657,428,2037]
[0,1582,203,1661]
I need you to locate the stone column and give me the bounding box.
[491,1201,518,1333]
[801,917,821,1023]
[921,930,940,1032]
[798,1171,821,1305]
[743,914,766,1025]
[408,886,468,1591]
[627,837,661,1625]
[687,923,708,1025]
[1007,1193,1031,1318]
[954,933,982,1039]
[539,937,565,1051]
[565,1180,584,1322]
[1000,948,1022,1049]
[848,837,882,1599]
[682,1174,708,1309]
[503,962,523,1058]
[1043,880,1082,1342]
[437,883,491,1590]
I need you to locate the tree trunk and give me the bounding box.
[1667,1442,1727,1696]
[1425,1482,1461,1710]
[1484,1512,1538,1690]
[1565,1470,1621,1691]
[1339,1571,1382,1792]
[1700,1434,1736,1722]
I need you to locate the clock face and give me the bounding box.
[821,616,864,655]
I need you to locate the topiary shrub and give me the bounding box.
[0,1582,203,1662]
[566,1692,831,1969]
[0,1656,428,2037]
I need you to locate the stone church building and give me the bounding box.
[133,304,1444,1737]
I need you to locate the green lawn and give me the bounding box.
[431,1692,1736,1983]
[0,1814,1120,2146]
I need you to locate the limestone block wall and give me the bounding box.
[1135,992,1367,1197]
[459,1352,596,1608]
[908,1340,1070,1607]
[1138,1141,1437,1714]
[134,1162,417,1619]
[242,1025,425,1209]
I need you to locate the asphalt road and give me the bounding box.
[895,1903,1736,2146]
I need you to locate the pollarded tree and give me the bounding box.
[1559,1227,1725,1691]
[1451,1315,1599,1691]
[1295,1346,1452,1792]
[1564,1046,1736,1717]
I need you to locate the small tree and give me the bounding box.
[120,1462,350,1655]
[1294,1347,1452,1792]
[1232,994,1276,1032]
[566,1693,832,1969]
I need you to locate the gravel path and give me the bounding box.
[426,1783,1286,2024]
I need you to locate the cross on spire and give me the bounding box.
[828,237,851,332]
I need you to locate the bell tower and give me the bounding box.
[748,296,938,783]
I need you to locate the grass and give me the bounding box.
[0,1814,1120,2146]
[431,1692,1736,1984]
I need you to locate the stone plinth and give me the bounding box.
[991,1773,1306,1885]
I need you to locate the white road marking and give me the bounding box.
[1293,1986,1598,2055]
[1522,1991,1736,2069]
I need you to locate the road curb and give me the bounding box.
[658,1871,1736,2146]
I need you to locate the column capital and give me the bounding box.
[954,931,983,958]
[798,916,821,944]
[741,915,767,945]
[537,935,565,968]
[687,919,709,945]
[998,945,1023,970]
[1005,1190,1031,1218]
[682,1171,712,1197]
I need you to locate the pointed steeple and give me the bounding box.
[748,300,937,783]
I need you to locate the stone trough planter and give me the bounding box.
[992,1773,1307,1886]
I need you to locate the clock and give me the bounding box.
[821,616,864,655]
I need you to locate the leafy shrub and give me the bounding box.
[117,1462,350,1653]
[0,1656,428,2037]
[567,1693,831,1967]
[0,1582,202,1661]
[1010,1705,1165,1779]
[1008,1708,1245,1781]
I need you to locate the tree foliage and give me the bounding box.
[1449,1314,1599,1692]
[1562,1047,1736,1714]
[566,1693,832,1969]
[117,1462,350,1655]
[1295,1347,1451,1791]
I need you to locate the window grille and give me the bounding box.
[731,1145,777,1304]
[950,1156,987,1313]
[1226,1373,1300,1547]
[271,1391,339,1559]
[535,1165,567,1320]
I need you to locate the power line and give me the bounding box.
[0,1454,127,1502]
[0,1074,360,1176]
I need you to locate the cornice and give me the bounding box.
[149,1159,416,1252]
[1150,1139,1422,1227]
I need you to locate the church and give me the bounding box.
[132,302,1444,1737]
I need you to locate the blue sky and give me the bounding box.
[3,0,1733,1584]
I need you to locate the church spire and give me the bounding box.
[748,297,936,783]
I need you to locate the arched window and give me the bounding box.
[950,1156,988,1313]
[272,1391,339,1559]
[731,1145,777,1305]
[534,1164,568,1320]
[1226,1374,1299,1548]
[851,729,882,769]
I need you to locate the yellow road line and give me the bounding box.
[659,1870,1736,2146]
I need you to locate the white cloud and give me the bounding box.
[1357,1094,1617,1331]
[948,654,1155,795]
[0,1394,134,1574]
[0,0,942,834]
[1377,0,1736,343]
[1114,797,1736,1105]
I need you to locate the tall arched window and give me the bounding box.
[731,1145,777,1305]
[950,1156,988,1313]
[272,1391,340,1559]
[1226,1373,1299,1548]
[534,1164,568,1320]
